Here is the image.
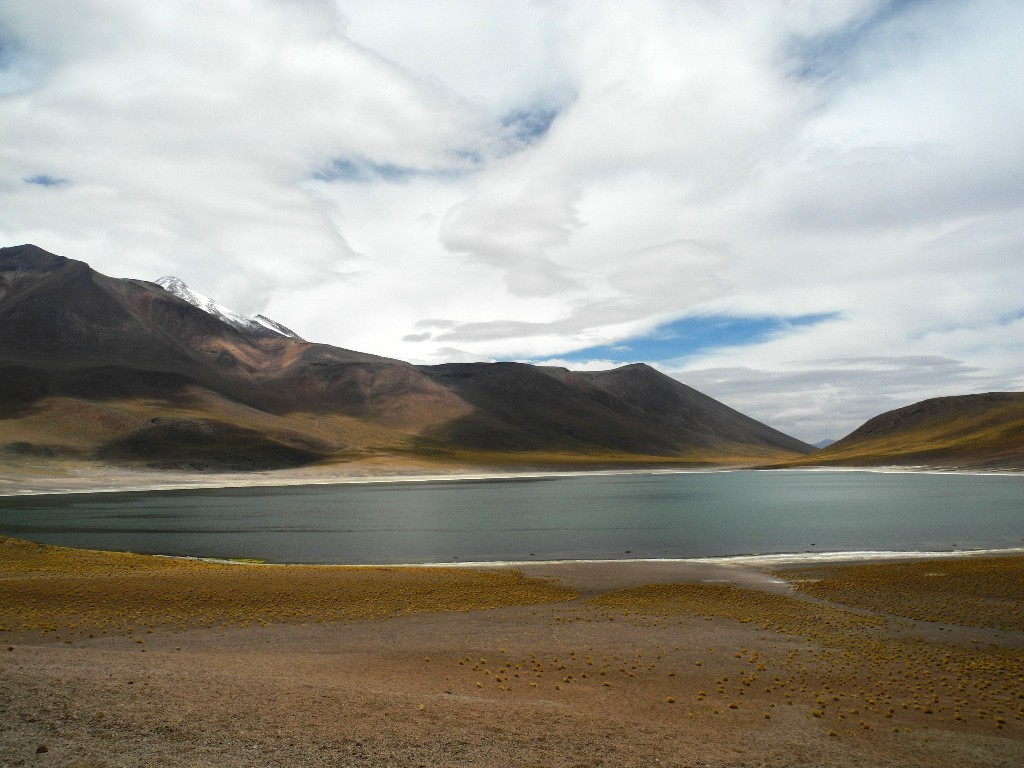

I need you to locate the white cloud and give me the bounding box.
[0,0,1021,441]
[336,0,572,113]
[439,169,583,296]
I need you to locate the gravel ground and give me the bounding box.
[2,546,1022,767]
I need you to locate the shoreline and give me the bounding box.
[412,546,1024,570]
[2,462,1022,498]
[50,541,1024,570]
[0,465,718,498]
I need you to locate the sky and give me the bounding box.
[2,0,1023,443]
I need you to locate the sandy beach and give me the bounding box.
[4,458,1018,499]
[0,459,722,498]
[2,535,1022,768]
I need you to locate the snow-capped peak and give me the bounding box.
[155,276,301,340]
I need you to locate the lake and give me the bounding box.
[0,470,1021,564]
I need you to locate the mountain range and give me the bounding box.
[4,244,1020,473]
[0,244,816,472]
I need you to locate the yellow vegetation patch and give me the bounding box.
[775,555,1024,631]
[406,446,808,469]
[0,537,577,635]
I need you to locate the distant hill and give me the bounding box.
[780,393,1024,470]
[812,439,836,449]
[0,244,814,472]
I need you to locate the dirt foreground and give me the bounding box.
[1,537,1022,767]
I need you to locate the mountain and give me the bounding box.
[415,362,810,460]
[813,439,836,449]
[0,244,815,471]
[155,276,301,340]
[781,393,1024,470]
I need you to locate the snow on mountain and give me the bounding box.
[155,276,301,340]
[251,314,300,338]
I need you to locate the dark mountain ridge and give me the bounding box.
[0,244,814,471]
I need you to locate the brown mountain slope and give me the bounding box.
[416,362,810,461]
[579,364,810,454]
[0,245,813,471]
[780,393,1024,470]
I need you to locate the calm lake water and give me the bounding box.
[0,471,1022,564]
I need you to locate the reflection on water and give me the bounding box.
[0,471,1021,564]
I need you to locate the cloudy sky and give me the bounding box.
[2,0,1022,442]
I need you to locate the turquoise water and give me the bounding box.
[0,471,1021,564]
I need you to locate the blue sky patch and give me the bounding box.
[501,108,557,144]
[313,158,364,182]
[313,109,559,184]
[789,0,930,82]
[550,313,839,365]
[24,174,69,187]
[0,25,44,96]
[312,157,469,184]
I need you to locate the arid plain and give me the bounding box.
[2,536,1022,768]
